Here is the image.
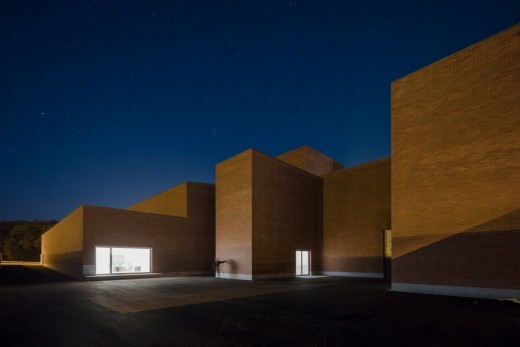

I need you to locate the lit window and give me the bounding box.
[95,247,151,275]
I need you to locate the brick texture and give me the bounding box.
[215,150,254,276]
[252,150,322,276]
[41,206,84,278]
[215,149,323,278]
[391,23,520,289]
[322,158,391,275]
[128,183,188,217]
[42,182,215,279]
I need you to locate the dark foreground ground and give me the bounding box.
[1,265,519,346]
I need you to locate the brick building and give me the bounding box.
[391,22,520,298]
[214,146,390,280]
[43,145,390,281]
[42,182,216,279]
[42,23,519,298]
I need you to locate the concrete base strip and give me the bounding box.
[322,271,384,279]
[216,273,252,280]
[83,265,95,276]
[217,273,296,280]
[85,271,211,281]
[392,282,520,300]
[85,273,163,281]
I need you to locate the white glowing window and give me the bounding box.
[96,247,111,274]
[95,247,151,275]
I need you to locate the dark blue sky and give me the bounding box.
[1,1,519,220]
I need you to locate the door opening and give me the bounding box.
[384,230,392,279]
[296,250,310,276]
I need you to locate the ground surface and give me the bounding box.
[0,265,519,346]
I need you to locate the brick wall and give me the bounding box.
[252,150,322,277]
[391,23,520,289]
[43,182,215,279]
[83,203,214,275]
[41,206,84,279]
[215,149,323,278]
[215,150,254,277]
[128,183,188,217]
[322,158,390,276]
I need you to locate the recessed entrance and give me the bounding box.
[95,247,151,275]
[384,230,392,279]
[296,250,310,276]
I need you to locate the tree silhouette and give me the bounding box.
[0,221,56,261]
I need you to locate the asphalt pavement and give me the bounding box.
[1,265,519,346]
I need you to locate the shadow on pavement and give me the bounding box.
[0,272,519,346]
[0,265,73,285]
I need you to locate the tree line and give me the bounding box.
[0,220,57,261]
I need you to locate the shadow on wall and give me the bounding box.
[394,208,520,259]
[393,226,520,289]
[224,259,238,274]
[322,256,384,274]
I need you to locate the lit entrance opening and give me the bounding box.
[296,250,310,276]
[95,247,151,275]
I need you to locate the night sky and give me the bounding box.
[1,1,519,221]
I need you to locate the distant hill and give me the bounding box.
[0,220,57,261]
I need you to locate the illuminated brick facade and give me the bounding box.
[214,147,389,280]
[322,158,391,278]
[42,183,215,279]
[391,23,520,297]
[42,24,519,298]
